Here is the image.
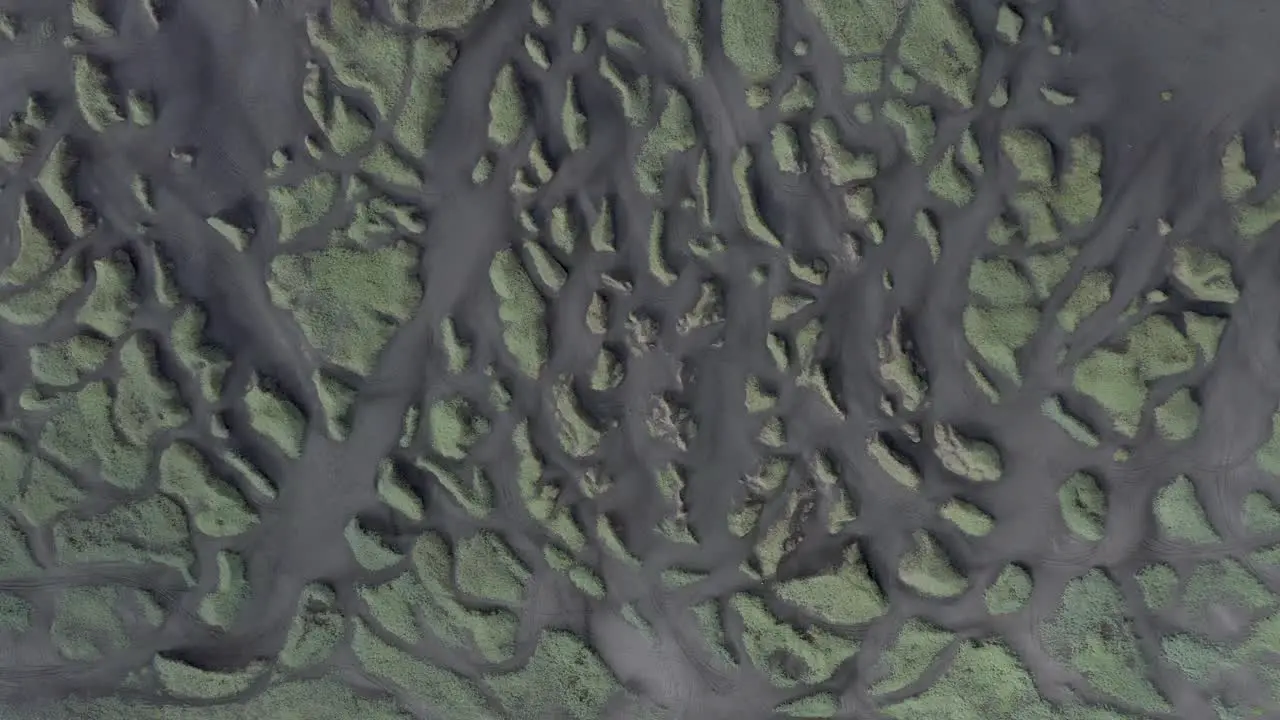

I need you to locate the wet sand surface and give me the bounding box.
[1,0,1280,718]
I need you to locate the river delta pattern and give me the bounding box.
[0,0,1278,718]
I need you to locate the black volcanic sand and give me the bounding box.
[1,0,1280,718]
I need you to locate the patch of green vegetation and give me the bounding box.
[777,693,839,718]
[1135,563,1178,610]
[812,119,876,185]
[1041,87,1076,106]
[890,65,918,94]
[427,396,486,460]
[661,0,703,74]
[487,63,525,146]
[771,122,803,173]
[469,608,521,662]
[71,0,116,37]
[344,518,402,571]
[561,78,588,151]
[1256,409,1280,476]
[244,375,306,457]
[73,56,124,131]
[732,148,782,247]
[996,4,1023,43]
[690,601,734,666]
[0,197,60,288]
[160,441,257,537]
[985,564,1032,614]
[360,572,433,645]
[933,423,1002,482]
[281,584,344,669]
[871,617,954,695]
[170,305,229,402]
[917,210,941,260]
[1244,491,1280,533]
[731,591,859,687]
[207,217,249,250]
[454,530,529,604]
[1154,388,1199,441]
[488,630,621,719]
[963,303,1039,385]
[1183,559,1274,618]
[771,293,814,322]
[371,460,421,522]
[514,421,586,551]
[745,375,777,412]
[1040,570,1172,713]
[78,256,137,337]
[548,545,606,597]
[1172,245,1239,303]
[1183,312,1226,363]
[41,382,147,490]
[0,97,44,164]
[28,332,111,386]
[0,515,37,577]
[1041,396,1100,447]
[1161,633,1229,686]
[881,640,1054,719]
[1234,186,1280,239]
[115,334,189,444]
[941,498,995,536]
[490,248,548,378]
[1074,315,1197,436]
[352,619,492,719]
[55,494,193,572]
[524,33,550,69]
[397,0,492,30]
[1054,136,1103,226]
[1154,475,1220,543]
[969,257,1034,305]
[1023,248,1075,296]
[554,376,602,457]
[306,0,414,120]
[898,0,981,107]
[636,89,696,195]
[1058,270,1112,331]
[929,146,975,205]
[869,433,921,489]
[198,550,250,628]
[361,142,426,189]
[882,99,935,163]
[775,542,887,624]
[9,456,82,527]
[1221,134,1254,202]
[528,139,555,185]
[0,591,30,632]
[805,0,900,55]
[63,676,411,719]
[52,586,130,661]
[844,59,883,95]
[268,240,421,375]
[780,77,817,112]
[1058,471,1106,541]
[598,56,651,126]
[1001,129,1053,184]
[312,371,354,439]
[966,360,1000,403]
[720,0,780,83]
[268,172,337,244]
[899,531,968,597]
[310,94,374,155]
[38,139,90,237]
